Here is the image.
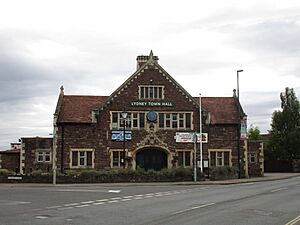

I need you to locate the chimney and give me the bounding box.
[136,51,159,69]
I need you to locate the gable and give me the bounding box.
[99,52,202,112]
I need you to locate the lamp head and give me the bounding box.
[121,111,128,119]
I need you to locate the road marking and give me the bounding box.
[133,197,143,200]
[110,197,122,200]
[35,215,49,219]
[121,198,132,202]
[171,203,216,215]
[144,195,154,198]
[108,190,121,193]
[75,204,90,208]
[134,194,145,197]
[81,200,95,204]
[270,187,288,193]
[108,200,119,203]
[92,202,105,206]
[239,182,255,186]
[123,196,133,198]
[58,206,74,210]
[285,215,300,225]
[96,199,109,202]
[46,205,61,209]
[64,203,80,207]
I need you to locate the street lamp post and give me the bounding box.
[237,70,243,100]
[193,132,197,182]
[237,69,243,179]
[199,93,203,174]
[121,111,128,169]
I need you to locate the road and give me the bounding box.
[0,176,299,225]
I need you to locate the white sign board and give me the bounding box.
[175,132,208,143]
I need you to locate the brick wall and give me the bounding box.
[0,151,20,173]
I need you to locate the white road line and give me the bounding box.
[145,193,154,196]
[270,187,288,193]
[134,194,145,197]
[81,200,95,204]
[92,202,105,206]
[108,200,119,203]
[58,206,74,210]
[108,190,121,193]
[154,194,163,197]
[133,197,144,200]
[171,203,216,215]
[75,204,90,208]
[64,203,80,207]
[35,216,49,219]
[239,182,255,186]
[110,197,122,200]
[121,198,132,202]
[144,195,154,198]
[285,215,300,225]
[46,205,61,209]
[96,199,109,202]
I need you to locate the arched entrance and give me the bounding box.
[136,148,167,171]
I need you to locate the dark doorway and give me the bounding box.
[136,149,167,171]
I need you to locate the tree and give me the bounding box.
[248,125,260,140]
[267,87,300,160]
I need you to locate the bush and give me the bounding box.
[0,169,15,176]
[31,170,50,177]
[210,166,238,180]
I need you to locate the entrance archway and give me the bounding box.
[136,148,167,171]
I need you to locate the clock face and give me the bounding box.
[147,111,157,122]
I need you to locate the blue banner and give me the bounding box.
[112,130,132,141]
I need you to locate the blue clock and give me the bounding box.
[147,111,157,122]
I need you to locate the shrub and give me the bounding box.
[31,170,50,177]
[210,166,238,180]
[0,169,15,176]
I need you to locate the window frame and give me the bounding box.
[248,153,257,164]
[36,149,51,163]
[110,150,126,168]
[70,149,95,169]
[138,85,164,100]
[177,150,192,168]
[208,149,232,167]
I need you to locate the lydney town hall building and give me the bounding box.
[17,51,260,177]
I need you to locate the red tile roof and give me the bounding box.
[58,95,108,123]
[195,97,239,124]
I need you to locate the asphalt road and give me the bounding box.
[0,176,299,225]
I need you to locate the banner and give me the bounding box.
[175,132,208,143]
[240,117,247,140]
[112,131,132,141]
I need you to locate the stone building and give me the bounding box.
[19,137,53,174]
[51,51,248,176]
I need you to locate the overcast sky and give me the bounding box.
[1,0,300,149]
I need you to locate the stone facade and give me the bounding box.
[53,52,248,176]
[20,137,53,174]
[0,150,20,173]
[247,140,264,177]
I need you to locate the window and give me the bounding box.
[177,151,191,167]
[36,150,51,163]
[209,150,231,167]
[111,151,125,168]
[248,153,256,163]
[111,112,145,129]
[158,112,193,129]
[70,149,94,168]
[139,85,164,99]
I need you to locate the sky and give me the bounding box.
[1,0,300,149]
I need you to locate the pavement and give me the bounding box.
[1,172,299,187]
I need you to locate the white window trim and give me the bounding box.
[36,149,51,163]
[110,149,126,168]
[208,149,232,167]
[248,153,257,164]
[138,85,165,100]
[159,112,193,130]
[110,111,145,130]
[176,150,192,168]
[70,149,95,169]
